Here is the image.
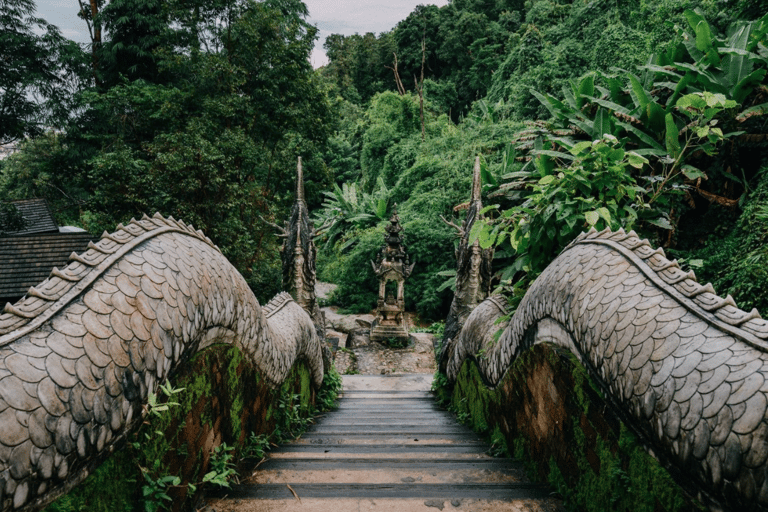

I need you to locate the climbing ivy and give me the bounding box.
[43,346,340,512]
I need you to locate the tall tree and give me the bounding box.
[0,0,86,144]
[98,0,168,86]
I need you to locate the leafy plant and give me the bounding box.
[316,364,343,411]
[203,443,238,488]
[143,380,185,419]
[134,381,185,512]
[141,472,178,512]
[243,432,271,460]
[471,136,649,281]
[646,91,739,204]
[314,178,391,249]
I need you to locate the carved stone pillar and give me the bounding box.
[370,206,415,344]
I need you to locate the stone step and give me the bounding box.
[203,375,562,511]
[269,443,490,454]
[250,468,524,485]
[267,451,497,460]
[292,434,483,445]
[208,482,554,500]
[256,457,520,470]
[204,497,558,512]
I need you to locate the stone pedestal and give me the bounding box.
[370,207,414,345]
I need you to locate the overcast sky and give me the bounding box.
[33,0,450,68]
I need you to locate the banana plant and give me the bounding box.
[669,10,768,104]
[314,177,390,249]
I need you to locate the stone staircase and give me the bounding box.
[204,375,563,512]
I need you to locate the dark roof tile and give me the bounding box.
[3,199,58,236]
[0,232,94,304]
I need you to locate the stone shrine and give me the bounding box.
[370,206,415,343]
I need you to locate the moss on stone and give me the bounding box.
[44,344,321,512]
[438,344,700,511]
[43,449,136,512]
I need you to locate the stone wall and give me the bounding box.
[43,345,324,512]
[446,345,696,511]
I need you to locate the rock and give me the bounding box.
[322,307,375,334]
[424,500,445,510]
[315,282,337,300]
[348,330,370,348]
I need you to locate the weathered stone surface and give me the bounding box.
[445,227,768,511]
[0,213,325,512]
[439,158,494,370]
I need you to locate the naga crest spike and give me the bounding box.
[471,156,482,204]
[296,156,305,204]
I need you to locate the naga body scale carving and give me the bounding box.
[0,214,323,511]
[446,226,768,509]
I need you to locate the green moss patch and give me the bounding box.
[44,345,340,512]
[435,344,700,511]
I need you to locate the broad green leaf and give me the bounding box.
[673,62,722,91]
[563,83,579,110]
[665,113,681,158]
[538,175,556,185]
[577,74,595,108]
[640,64,683,78]
[569,141,592,156]
[585,96,631,115]
[571,119,595,137]
[694,19,713,53]
[722,23,755,90]
[480,162,498,186]
[733,68,767,103]
[695,126,710,138]
[532,150,575,161]
[594,108,612,138]
[468,219,485,245]
[666,72,694,113]
[632,148,667,157]
[627,152,649,169]
[615,121,665,151]
[478,227,495,249]
[584,210,600,226]
[681,165,707,180]
[646,216,673,229]
[607,147,625,162]
[531,89,571,120]
[597,207,612,225]
[646,101,666,133]
[629,75,651,109]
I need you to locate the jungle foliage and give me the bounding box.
[316,2,768,319]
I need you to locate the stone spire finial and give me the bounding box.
[296,156,305,204]
[471,156,482,205]
[438,157,495,370]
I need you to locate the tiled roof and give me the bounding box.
[3,198,58,235]
[0,232,94,305]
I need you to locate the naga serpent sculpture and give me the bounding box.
[445,226,768,510]
[0,213,324,511]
